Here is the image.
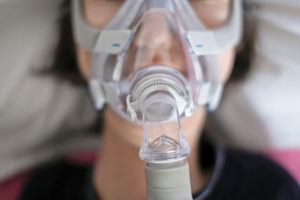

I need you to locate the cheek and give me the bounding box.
[181,107,205,149]
[76,46,91,80]
[218,48,235,82]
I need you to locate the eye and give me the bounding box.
[84,0,126,28]
[188,0,231,29]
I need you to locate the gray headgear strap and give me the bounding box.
[72,0,243,54]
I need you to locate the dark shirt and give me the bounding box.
[18,138,300,200]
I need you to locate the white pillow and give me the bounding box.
[209,0,300,150]
[0,0,98,180]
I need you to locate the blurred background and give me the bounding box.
[0,0,299,199]
[208,0,300,184]
[0,1,99,199]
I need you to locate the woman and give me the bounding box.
[19,0,300,199]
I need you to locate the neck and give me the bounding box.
[93,107,208,200]
[93,130,146,200]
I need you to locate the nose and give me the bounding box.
[122,10,189,77]
[135,12,174,66]
[137,13,173,51]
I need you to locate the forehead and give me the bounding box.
[83,0,231,29]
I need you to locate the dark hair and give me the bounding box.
[44,0,84,85]
[229,2,256,83]
[47,0,256,85]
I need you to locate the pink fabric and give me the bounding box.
[65,150,98,164]
[0,170,32,200]
[263,149,300,185]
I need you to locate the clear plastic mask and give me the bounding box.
[72,0,243,163]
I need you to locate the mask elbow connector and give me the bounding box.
[139,92,190,163]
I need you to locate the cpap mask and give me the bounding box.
[72,0,242,164]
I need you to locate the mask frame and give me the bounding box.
[71,0,243,115]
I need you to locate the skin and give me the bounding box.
[77,0,234,199]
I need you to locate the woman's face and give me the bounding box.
[76,0,235,147]
[77,0,234,81]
